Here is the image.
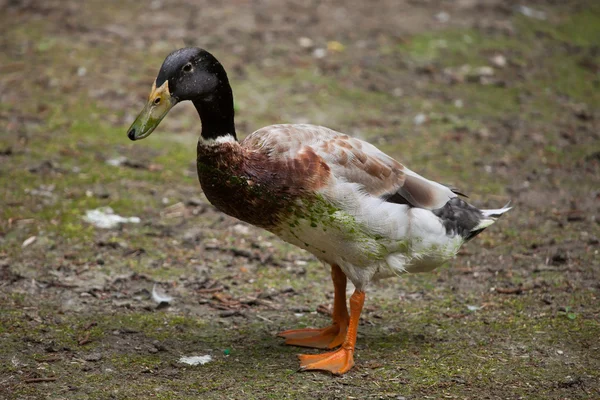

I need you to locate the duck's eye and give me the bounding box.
[182,63,193,72]
[153,97,161,105]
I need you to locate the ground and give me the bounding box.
[1,0,599,399]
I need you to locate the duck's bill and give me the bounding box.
[127,81,176,141]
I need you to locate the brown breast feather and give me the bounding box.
[196,138,332,228]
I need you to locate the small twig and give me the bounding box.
[213,292,240,307]
[78,331,91,346]
[219,310,245,318]
[83,321,97,331]
[316,304,332,316]
[196,287,224,294]
[47,282,78,289]
[24,377,57,384]
[255,298,281,310]
[256,314,273,324]
[35,355,61,363]
[434,351,456,362]
[443,313,467,319]
[495,285,533,295]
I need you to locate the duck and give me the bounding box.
[127,47,511,375]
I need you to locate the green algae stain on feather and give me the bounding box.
[274,194,392,265]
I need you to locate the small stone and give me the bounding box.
[475,66,495,77]
[183,227,204,244]
[258,288,277,299]
[93,187,110,199]
[186,197,204,207]
[148,346,159,354]
[152,340,167,352]
[435,11,450,23]
[219,310,243,318]
[106,157,126,167]
[232,224,250,236]
[204,241,219,250]
[112,299,132,308]
[466,66,495,84]
[298,37,313,48]
[45,341,59,353]
[490,54,507,68]
[84,352,103,362]
[414,113,427,126]
[531,133,546,144]
[312,48,327,59]
[476,128,491,139]
[515,5,546,20]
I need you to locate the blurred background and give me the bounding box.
[1,0,598,398]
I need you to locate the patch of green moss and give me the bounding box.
[400,28,526,66]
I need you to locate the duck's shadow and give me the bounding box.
[162,322,432,375]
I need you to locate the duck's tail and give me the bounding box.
[432,198,512,242]
[464,201,512,242]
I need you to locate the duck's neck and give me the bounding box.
[193,83,237,142]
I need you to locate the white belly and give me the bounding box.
[272,188,464,288]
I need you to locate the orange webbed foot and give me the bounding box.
[279,264,349,349]
[298,347,354,375]
[295,290,365,375]
[278,322,347,349]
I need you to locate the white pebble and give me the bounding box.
[22,236,37,248]
[312,48,327,59]
[414,113,427,126]
[298,37,313,48]
[435,11,450,23]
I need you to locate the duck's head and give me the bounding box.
[127,47,230,141]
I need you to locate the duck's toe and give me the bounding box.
[278,323,347,349]
[298,347,355,374]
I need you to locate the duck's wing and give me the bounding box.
[243,124,457,210]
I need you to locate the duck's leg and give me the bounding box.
[278,264,349,349]
[298,290,365,374]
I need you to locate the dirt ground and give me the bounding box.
[1,0,599,399]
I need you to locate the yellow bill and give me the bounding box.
[127,80,176,141]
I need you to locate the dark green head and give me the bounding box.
[127,48,234,141]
